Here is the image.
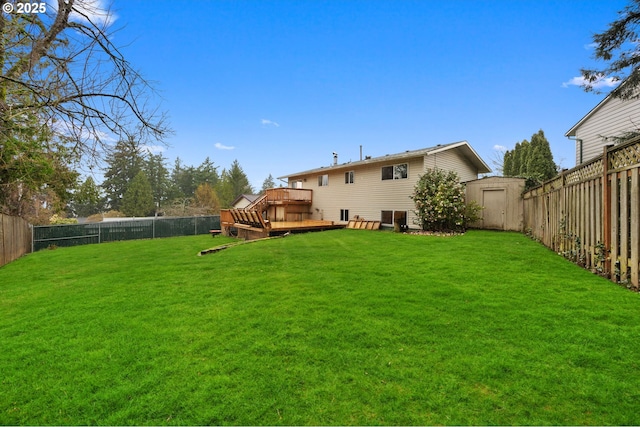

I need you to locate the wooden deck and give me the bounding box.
[220,190,344,240]
[221,212,345,240]
[270,220,339,230]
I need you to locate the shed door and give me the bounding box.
[482,189,505,230]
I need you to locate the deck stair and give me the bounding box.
[245,193,268,213]
[229,208,270,230]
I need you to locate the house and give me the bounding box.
[277,141,490,229]
[231,194,260,209]
[565,89,640,165]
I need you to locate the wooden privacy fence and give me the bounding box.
[523,137,640,289]
[0,213,31,268]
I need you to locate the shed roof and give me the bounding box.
[278,140,491,180]
[231,194,260,206]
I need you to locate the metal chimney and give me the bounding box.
[332,152,338,166]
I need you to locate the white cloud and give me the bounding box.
[142,145,165,154]
[584,42,598,50]
[50,119,116,143]
[493,145,507,152]
[261,119,280,127]
[215,142,235,150]
[48,0,118,28]
[562,75,619,89]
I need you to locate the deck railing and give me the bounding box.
[264,188,312,203]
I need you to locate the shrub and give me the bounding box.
[411,169,478,232]
[49,214,78,225]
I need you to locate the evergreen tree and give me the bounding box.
[261,174,276,194]
[143,153,170,213]
[581,0,640,100]
[195,157,220,189]
[502,130,557,189]
[170,157,197,198]
[122,171,155,217]
[516,140,530,176]
[528,130,557,181]
[502,150,513,177]
[101,137,145,211]
[69,176,103,217]
[218,160,254,208]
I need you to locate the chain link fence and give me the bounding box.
[33,216,220,252]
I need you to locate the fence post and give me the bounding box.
[603,145,612,275]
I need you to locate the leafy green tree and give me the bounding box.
[1,1,169,217]
[0,107,78,218]
[411,169,479,232]
[260,174,276,194]
[0,1,169,145]
[101,137,145,211]
[69,176,103,217]
[122,171,155,217]
[218,160,254,208]
[581,0,640,99]
[194,183,221,214]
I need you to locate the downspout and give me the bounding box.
[567,136,583,165]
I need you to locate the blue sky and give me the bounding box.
[89,0,629,190]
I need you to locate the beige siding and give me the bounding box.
[290,151,481,228]
[423,149,478,182]
[294,157,424,227]
[574,96,640,164]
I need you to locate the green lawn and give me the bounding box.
[1,229,639,425]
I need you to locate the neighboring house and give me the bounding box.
[277,141,490,229]
[565,90,640,165]
[232,194,260,209]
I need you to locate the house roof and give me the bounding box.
[231,194,260,206]
[565,92,612,138]
[278,141,491,180]
[565,78,635,137]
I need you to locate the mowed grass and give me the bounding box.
[1,230,640,425]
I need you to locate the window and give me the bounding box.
[394,164,408,179]
[381,166,393,180]
[340,209,349,221]
[318,174,328,186]
[381,210,393,224]
[345,171,354,184]
[394,211,407,226]
[381,210,407,226]
[382,163,408,180]
[291,180,303,189]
